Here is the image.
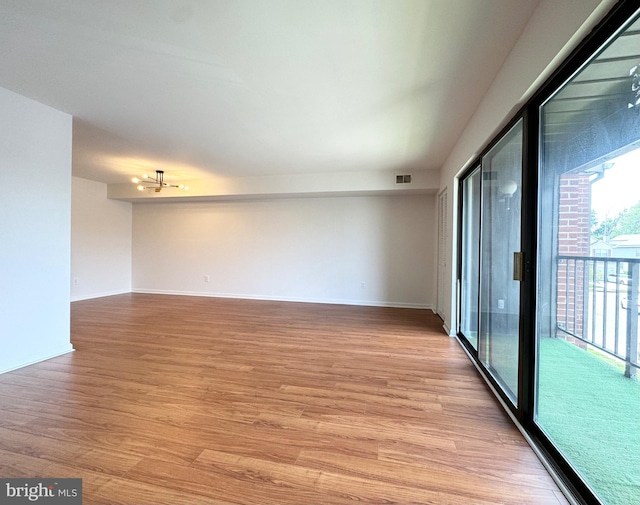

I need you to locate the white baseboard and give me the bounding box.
[71,289,131,302]
[0,345,75,375]
[132,288,432,310]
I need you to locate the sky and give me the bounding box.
[590,147,640,221]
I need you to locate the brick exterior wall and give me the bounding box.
[556,173,591,337]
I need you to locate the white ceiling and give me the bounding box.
[0,0,540,185]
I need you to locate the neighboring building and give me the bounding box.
[590,238,614,257]
[609,234,640,258]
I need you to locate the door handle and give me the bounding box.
[513,252,524,281]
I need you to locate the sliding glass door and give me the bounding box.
[457,5,640,505]
[459,121,523,403]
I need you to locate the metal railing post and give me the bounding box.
[625,262,639,379]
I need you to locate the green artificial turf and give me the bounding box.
[537,338,640,505]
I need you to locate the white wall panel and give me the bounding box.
[0,87,74,373]
[132,195,434,308]
[71,177,132,301]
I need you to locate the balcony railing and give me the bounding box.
[556,256,639,378]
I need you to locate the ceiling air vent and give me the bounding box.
[396,174,412,184]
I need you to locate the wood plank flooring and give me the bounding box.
[0,294,568,504]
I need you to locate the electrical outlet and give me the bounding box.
[204,275,210,283]
[498,299,505,309]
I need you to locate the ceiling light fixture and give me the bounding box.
[131,170,189,192]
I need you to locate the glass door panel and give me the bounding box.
[460,167,481,349]
[478,120,523,404]
[536,11,640,505]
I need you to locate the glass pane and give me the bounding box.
[536,12,640,505]
[478,120,523,403]
[460,167,481,349]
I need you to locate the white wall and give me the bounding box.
[437,0,617,334]
[71,177,132,301]
[132,194,434,308]
[0,87,74,373]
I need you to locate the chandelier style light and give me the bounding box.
[131,170,189,192]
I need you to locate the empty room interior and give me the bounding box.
[1,1,639,504]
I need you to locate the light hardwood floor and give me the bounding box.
[0,294,568,504]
